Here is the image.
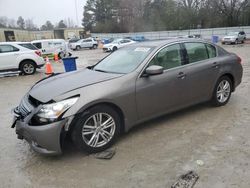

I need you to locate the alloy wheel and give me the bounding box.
[23,63,35,74]
[216,80,231,103]
[82,113,116,148]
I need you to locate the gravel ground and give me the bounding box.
[0,44,250,188]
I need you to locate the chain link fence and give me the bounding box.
[92,26,250,41]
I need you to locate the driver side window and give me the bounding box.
[149,44,182,70]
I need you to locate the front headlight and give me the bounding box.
[36,97,79,120]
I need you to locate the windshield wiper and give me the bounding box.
[94,69,109,73]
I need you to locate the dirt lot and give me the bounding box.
[0,44,250,188]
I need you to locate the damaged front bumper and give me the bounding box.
[11,96,73,156]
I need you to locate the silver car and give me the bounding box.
[12,39,243,155]
[70,38,98,50]
[222,31,246,44]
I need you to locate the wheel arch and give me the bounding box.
[220,73,235,91]
[19,59,37,69]
[68,102,126,135]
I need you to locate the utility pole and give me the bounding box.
[75,0,79,26]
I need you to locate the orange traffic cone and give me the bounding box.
[54,53,59,63]
[45,56,53,75]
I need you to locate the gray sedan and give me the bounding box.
[12,39,243,155]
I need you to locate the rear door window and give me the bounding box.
[184,42,208,63]
[19,43,38,50]
[206,44,217,58]
[0,45,19,53]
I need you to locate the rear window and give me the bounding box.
[19,43,38,50]
[32,42,42,49]
[185,42,208,63]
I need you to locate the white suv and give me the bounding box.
[70,38,98,50]
[222,31,246,44]
[0,42,45,75]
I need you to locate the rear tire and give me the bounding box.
[71,105,121,153]
[93,44,97,49]
[211,76,232,107]
[20,60,36,75]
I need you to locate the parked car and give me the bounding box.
[0,42,44,75]
[131,35,146,42]
[70,38,98,50]
[103,39,136,52]
[31,39,69,59]
[12,39,243,155]
[181,34,202,39]
[221,31,246,44]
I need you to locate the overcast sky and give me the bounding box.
[0,0,86,27]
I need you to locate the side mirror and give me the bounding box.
[145,65,164,76]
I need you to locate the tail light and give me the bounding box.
[35,50,41,57]
[237,55,242,64]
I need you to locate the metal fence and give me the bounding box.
[92,26,250,41]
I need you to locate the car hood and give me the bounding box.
[224,35,237,38]
[29,69,122,103]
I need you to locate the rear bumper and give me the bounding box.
[15,118,68,155]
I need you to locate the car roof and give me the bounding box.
[0,41,32,45]
[126,38,210,48]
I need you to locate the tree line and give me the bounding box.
[82,0,250,33]
[0,16,77,31]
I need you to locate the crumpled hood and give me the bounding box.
[29,69,122,103]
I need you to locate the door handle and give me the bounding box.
[212,62,219,68]
[177,72,186,79]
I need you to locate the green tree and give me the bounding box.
[58,20,67,28]
[40,21,54,30]
[17,16,25,29]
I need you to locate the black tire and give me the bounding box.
[93,44,97,49]
[71,105,121,153]
[20,60,36,75]
[76,46,81,51]
[112,46,118,52]
[211,76,232,107]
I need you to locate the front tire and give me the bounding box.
[112,46,118,52]
[20,60,36,75]
[76,46,81,51]
[211,76,232,107]
[71,105,121,153]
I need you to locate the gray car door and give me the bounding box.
[136,43,191,120]
[182,42,220,103]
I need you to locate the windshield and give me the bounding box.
[111,39,121,44]
[227,32,238,36]
[94,46,154,74]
